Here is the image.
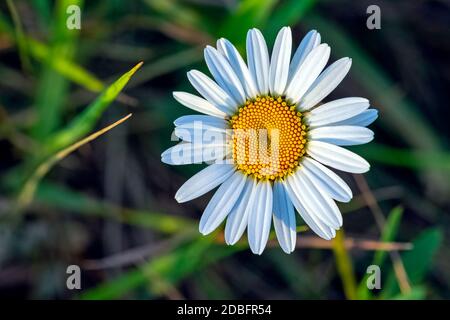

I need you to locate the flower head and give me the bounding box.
[162,27,377,254]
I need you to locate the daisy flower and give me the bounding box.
[162,27,377,254]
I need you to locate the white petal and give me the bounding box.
[269,27,292,96]
[224,179,256,245]
[248,181,273,255]
[285,44,330,104]
[173,92,227,118]
[307,140,370,173]
[199,172,247,235]
[174,115,228,128]
[161,142,228,165]
[273,182,296,254]
[246,28,270,95]
[306,97,370,128]
[173,115,229,142]
[288,30,321,83]
[216,38,258,99]
[175,164,235,203]
[293,169,342,228]
[174,127,227,143]
[331,109,378,127]
[284,176,335,240]
[299,57,352,111]
[329,227,336,238]
[309,125,374,146]
[187,70,236,114]
[204,46,246,105]
[302,157,352,203]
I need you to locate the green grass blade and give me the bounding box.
[357,206,403,299]
[332,229,357,300]
[373,206,404,267]
[219,0,277,44]
[5,0,32,72]
[14,62,142,209]
[392,286,427,300]
[28,37,104,92]
[0,11,104,92]
[381,228,442,298]
[353,144,450,171]
[16,114,132,210]
[43,62,142,156]
[32,0,84,139]
[2,62,140,192]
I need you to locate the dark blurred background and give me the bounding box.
[0,0,449,299]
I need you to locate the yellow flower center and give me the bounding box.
[230,96,307,181]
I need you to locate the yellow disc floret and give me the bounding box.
[230,96,307,181]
